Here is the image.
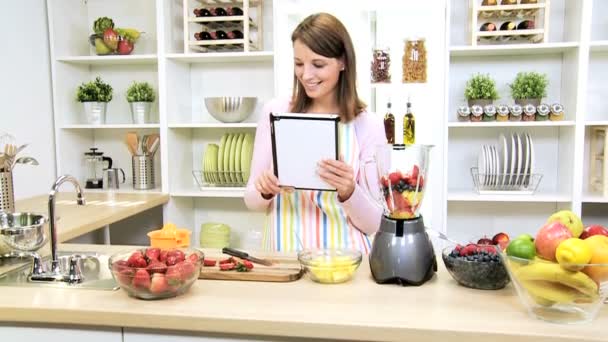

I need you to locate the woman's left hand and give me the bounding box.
[318,156,355,201]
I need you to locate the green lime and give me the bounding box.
[515,233,534,243]
[506,238,536,260]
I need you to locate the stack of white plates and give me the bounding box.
[476,132,535,190]
[202,132,254,186]
[200,222,231,249]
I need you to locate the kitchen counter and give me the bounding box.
[15,192,169,242]
[0,244,606,342]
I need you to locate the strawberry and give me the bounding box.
[149,273,169,294]
[236,262,250,272]
[418,175,424,188]
[145,248,161,261]
[219,257,235,265]
[165,266,182,289]
[388,172,401,186]
[112,260,129,273]
[146,260,168,274]
[187,253,200,264]
[380,176,389,188]
[459,244,478,256]
[159,250,169,262]
[411,165,420,180]
[219,262,235,271]
[132,269,151,290]
[168,250,186,263]
[242,260,254,270]
[116,268,134,286]
[166,255,179,266]
[127,254,147,268]
[392,190,410,211]
[203,258,216,267]
[177,261,196,281]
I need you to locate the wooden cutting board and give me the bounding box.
[198,256,303,282]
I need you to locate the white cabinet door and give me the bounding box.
[124,328,298,342]
[0,324,121,342]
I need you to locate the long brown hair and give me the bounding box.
[290,13,366,123]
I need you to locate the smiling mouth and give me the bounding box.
[304,81,322,89]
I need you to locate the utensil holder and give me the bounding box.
[132,155,155,190]
[0,171,15,213]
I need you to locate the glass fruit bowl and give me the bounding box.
[442,245,509,290]
[297,249,362,284]
[108,247,203,300]
[501,253,608,324]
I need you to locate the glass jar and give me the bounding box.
[523,104,536,122]
[402,38,427,83]
[536,103,550,121]
[509,104,523,121]
[371,47,391,83]
[496,105,510,122]
[483,105,496,122]
[550,103,564,121]
[457,105,471,122]
[470,105,483,122]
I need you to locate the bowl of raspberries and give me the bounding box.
[109,247,203,300]
[441,233,511,290]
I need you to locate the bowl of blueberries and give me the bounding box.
[441,233,511,290]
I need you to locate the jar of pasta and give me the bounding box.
[523,104,536,122]
[371,47,391,83]
[536,103,550,121]
[471,105,483,122]
[550,103,564,121]
[457,105,471,122]
[496,105,509,122]
[402,38,427,83]
[483,105,496,122]
[509,104,523,121]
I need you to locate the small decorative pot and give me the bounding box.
[467,99,493,107]
[83,102,107,125]
[514,98,541,107]
[130,102,152,124]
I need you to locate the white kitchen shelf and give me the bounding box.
[590,41,608,52]
[166,51,273,63]
[449,42,578,57]
[448,120,575,128]
[447,190,571,203]
[56,55,158,65]
[171,187,245,198]
[169,123,257,128]
[585,121,608,126]
[583,193,608,203]
[61,124,161,129]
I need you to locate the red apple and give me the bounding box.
[117,38,134,55]
[492,232,510,250]
[103,28,119,51]
[580,224,608,239]
[477,236,493,245]
[535,221,573,261]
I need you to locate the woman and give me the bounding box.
[244,13,385,253]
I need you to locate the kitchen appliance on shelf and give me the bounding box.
[362,144,436,286]
[84,148,112,189]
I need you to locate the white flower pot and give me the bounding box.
[130,102,152,124]
[83,102,107,125]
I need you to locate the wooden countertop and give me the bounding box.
[15,192,169,242]
[0,244,606,342]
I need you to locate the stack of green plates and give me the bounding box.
[202,132,254,186]
[200,222,231,248]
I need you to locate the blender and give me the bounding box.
[362,144,436,286]
[84,148,113,189]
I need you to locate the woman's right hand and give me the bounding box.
[254,169,281,199]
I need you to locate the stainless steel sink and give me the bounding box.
[0,251,118,290]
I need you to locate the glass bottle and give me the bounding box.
[496,105,509,122]
[523,104,536,122]
[536,103,550,121]
[371,47,391,83]
[383,101,395,144]
[403,99,415,145]
[509,104,523,121]
[470,105,483,122]
[457,105,471,122]
[483,105,496,122]
[402,39,427,83]
[550,103,564,121]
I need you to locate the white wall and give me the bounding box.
[0,0,56,199]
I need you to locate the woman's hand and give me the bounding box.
[254,168,281,199]
[318,156,355,201]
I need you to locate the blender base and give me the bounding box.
[369,215,437,286]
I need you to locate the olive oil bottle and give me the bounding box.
[403,98,415,145]
[383,101,395,144]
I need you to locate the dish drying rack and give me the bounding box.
[193,170,246,188]
[471,167,542,195]
[184,0,264,53]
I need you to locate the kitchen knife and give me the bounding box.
[222,247,274,266]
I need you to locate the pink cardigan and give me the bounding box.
[244,98,385,235]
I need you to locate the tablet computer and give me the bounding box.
[270,112,339,191]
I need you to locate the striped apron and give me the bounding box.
[262,122,373,253]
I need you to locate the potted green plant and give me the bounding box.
[464,73,499,107]
[509,71,548,107]
[76,77,113,124]
[126,82,156,124]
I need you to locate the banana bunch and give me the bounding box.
[115,28,141,43]
[513,261,599,306]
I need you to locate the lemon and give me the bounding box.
[555,238,592,271]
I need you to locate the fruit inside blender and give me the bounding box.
[380,165,424,219]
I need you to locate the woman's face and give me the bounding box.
[293,39,343,102]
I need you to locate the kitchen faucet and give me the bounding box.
[29,175,86,283]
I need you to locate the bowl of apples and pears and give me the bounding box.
[501,210,608,324]
[109,247,203,300]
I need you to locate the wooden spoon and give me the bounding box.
[126,132,139,156]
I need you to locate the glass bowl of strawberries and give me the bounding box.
[108,247,203,300]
